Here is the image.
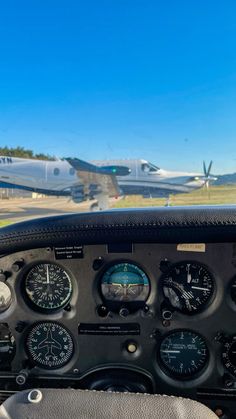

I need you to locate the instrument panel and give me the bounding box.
[0,242,236,403]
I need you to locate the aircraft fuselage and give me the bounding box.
[0,156,205,199]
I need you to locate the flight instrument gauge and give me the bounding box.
[100,262,150,304]
[222,335,236,376]
[161,261,214,314]
[26,322,74,369]
[230,277,236,306]
[24,263,73,312]
[159,330,208,378]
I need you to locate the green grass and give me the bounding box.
[0,220,13,227]
[1,186,236,226]
[112,185,236,208]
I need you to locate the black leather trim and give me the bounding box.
[0,206,236,254]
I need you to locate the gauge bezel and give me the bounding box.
[160,260,216,315]
[157,329,209,380]
[22,261,73,313]
[98,260,151,312]
[25,320,75,370]
[221,335,236,376]
[227,275,236,312]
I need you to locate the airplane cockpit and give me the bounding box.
[141,161,160,174]
[0,206,234,418]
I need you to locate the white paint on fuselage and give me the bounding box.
[0,156,205,195]
[93,159,205,191]
[0,157,78,191]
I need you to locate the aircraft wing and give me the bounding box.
[66,158,122,198]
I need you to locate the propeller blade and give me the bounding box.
[206,160,213,177]
[201,160,217,192]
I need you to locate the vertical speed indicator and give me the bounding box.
[159,330,209,378]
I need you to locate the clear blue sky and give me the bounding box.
[0,1,236,173]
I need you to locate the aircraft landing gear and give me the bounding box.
[90,202,100,212]
[165,196,171,207]
[90,193,109,211]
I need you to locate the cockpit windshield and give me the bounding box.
[0,2,235,224]
[141,162,160,173]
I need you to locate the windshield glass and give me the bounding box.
[0,1,236,226]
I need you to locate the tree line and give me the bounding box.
[0,146,55,160]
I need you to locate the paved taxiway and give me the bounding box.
[0,197,92,223]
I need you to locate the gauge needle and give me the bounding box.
[191,286,209,291]
[187,264,192,283]
[46,264,50,284]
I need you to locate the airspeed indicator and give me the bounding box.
[24,263,73,312]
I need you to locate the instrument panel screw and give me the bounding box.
[93,257,104,271]
[73,368,79,374]
[162,310,173,321]
[15,321,27,333]
[97,305,109,317]
[0,272,7,281]
[214,408,223,417]
[16,369,29,385]
[119,307,129,317]
[162,319,171,327]
[159,259,171,273]
[12,259,24,272]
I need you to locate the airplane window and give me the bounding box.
[149,163,160,172]
[141,163,159,173]
[53,168,60,176]
[149,166,159,173]
[69,168,75,176]
[141,163,150,173]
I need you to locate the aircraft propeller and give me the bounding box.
[202,161,217,189]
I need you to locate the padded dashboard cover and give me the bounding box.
[1,206,236,254]
[0,389,217,419]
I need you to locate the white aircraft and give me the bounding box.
[0,156,216,210]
